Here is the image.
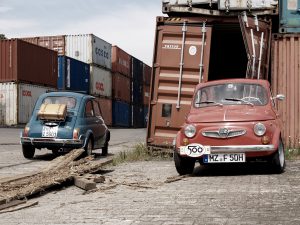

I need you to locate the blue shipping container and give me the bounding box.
[144,106,148,128]
[58,56,90,93]
[280,0,300,33]
[132,57,143,84]
[132,81,143,105]
[132,105,144,128]
[112,100,131,127]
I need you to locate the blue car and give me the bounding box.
[20,92,110,159]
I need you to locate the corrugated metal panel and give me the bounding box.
[0,39,58,87]
[112,100,131,127]
[218,0,278,10]
[279,0,300,33]
[132,57,143,84]
[132,81,143,105]
[271,34,300,148]
[143,64,151,85]
[0,82,56,125]
[89,65,112,98]
[147,19,212,147]
[112,46,131,77]
[132,104,145,128]
[58,56,90,93]
[112,73,131,103]
[22,35,65,55]
[95,97,112,126]
[65,34,112,69]
[144,106,149,128]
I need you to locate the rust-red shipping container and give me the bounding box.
[143,84,150,106]
[0,39,58,87]
[95,97,112,126]
[271,34,300,149]
[21,35,65,55]
[112,46,131,77]
[143,64,151,85]
[112,73,131,103]
[147,16,272,148]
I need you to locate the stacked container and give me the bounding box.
[143,64,151,128]
[111,46,132,127]
[0,39,57,125]
[131,57,144,128]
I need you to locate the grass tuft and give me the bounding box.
[285,148,300,160]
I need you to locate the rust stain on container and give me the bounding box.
[147,18,212,147]
[271,34,300,148]
[95,97,112,126]
[0,39,58,87]
[21,35,65,55]
[112,46,131,77]
[112,73,131,103]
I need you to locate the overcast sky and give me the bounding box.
[0,0,163,65]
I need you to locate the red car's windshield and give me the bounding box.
[194,83,268,108]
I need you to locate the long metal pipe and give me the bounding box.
[257,32,264,80]
[199,22,206,83]
[176,22,187,109]
[250,29,256,79]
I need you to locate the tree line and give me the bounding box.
[0,34,7,40]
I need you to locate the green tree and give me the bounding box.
[0,34,7,40]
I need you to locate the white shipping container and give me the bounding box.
[65,34,112,69]
[89,66,112,98]
[0,83,56,125]
[218,0,278,10]
[162,0,217,5]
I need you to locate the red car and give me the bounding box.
[174,79,285,175]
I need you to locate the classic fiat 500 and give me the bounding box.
[20,92,110,159]
[174,79,285,175]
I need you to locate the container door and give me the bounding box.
[147,22,212,147]
[239,12,272,80]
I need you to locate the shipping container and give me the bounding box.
[132,81,143,105]
[21,35,65,55]
[132,57,144,84]
[147,16,272,148]
[95,97,112,126]
[112,73,131,103]
[0,82,56,125]
[162,0,278,16]
[58,56,90,93]
[65,34,112,69]
[112,46,131,77]
[132,104,145,128]
[279,0,300,33]
[143,84,150,106]
[271,34,300,148]
[0,39,58,87]
[143,64,151,85]
[89,65,112,98]
[112,100,131,127]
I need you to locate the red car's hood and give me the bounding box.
[187,106,275,123]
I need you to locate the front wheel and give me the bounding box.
[22,145,35,159]
[271,139,285,174]
[174,151,195,175]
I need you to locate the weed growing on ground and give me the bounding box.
[285,148,300,160]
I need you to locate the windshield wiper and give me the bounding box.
[195,101,223,107]
[225,98,254,106]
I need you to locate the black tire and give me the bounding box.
[22,145,35,159]
[174,150,195,175]
[271,139,286,174]
[52,149,60,157]
[84,138,93,157]
[102,130,110,156]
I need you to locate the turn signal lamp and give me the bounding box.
[73,128,80,139]
[183,138,189,146]
[261,136,270,145]
[23,126,30,137]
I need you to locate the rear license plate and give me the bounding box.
[204,153,245,163]
[42,126,58,138]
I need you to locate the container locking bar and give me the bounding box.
[199,22,206,83]
[176,21,187,110]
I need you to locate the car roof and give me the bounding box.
[39,91,94,99]
[195,79,270,90]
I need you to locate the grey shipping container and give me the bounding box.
[0,39,58,87]
[279,0,300,33]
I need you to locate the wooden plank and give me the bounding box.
[74,177,96,191]
[0,199,26,211]
[0,201,38,214]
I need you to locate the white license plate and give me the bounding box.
[204,153,245,163]
[42,126,58,138]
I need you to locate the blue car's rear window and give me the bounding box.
[42,97,77,109]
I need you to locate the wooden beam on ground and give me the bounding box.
[74,177,96,191]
